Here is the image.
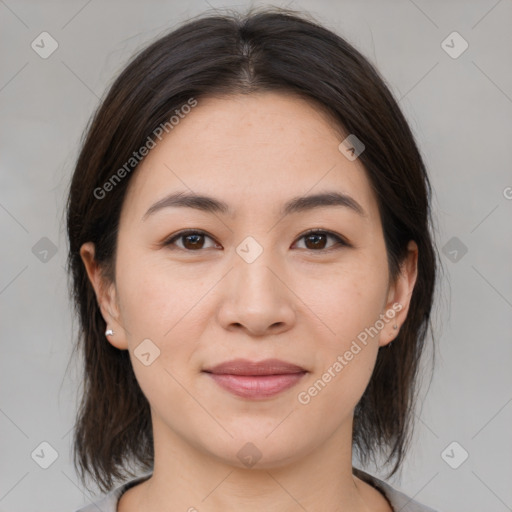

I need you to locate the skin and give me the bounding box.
[81,92,418,512]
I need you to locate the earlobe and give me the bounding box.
[79,242,129,350]
[103,322,128,350]
[100,282,129,350]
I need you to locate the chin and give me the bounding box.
[202,433,311,471]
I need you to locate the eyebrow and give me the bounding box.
[142,190,366,221]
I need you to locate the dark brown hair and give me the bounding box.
[66,6,439,493]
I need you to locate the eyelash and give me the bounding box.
[162,228,350,253]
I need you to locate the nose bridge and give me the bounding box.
[217,235,295,334]
[233,236,283,307]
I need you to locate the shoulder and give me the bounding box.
[354,468,440,512]
[73,473,152,512]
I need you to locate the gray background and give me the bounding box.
[1,0,511,511]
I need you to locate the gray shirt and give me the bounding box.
[74,469,439,512]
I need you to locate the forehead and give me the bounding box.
[120,92,380,226]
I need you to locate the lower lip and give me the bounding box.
[205,372,307,399]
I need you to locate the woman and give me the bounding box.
[67,7,440,512]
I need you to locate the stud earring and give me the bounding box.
[393,324,398,329]
[105,328,114,336]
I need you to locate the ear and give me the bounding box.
[79,241,128,350]
[379,240,419,348]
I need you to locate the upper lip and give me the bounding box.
[203,358,307,376]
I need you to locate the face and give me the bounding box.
[81,92,417,469]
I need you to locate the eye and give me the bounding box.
[163,230,219,251]
[162,228,350,252]
[293,229,349,252]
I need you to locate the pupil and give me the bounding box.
[307,234,325,249]
[185,234,202,249]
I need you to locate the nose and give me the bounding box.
[216,252,296,337]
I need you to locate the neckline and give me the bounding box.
[353,467,395,511]
[114,469,395,511]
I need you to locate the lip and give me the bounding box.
[203,358,306,375]
[202,358,307,400]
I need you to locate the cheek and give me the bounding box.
[306,256,389,351]
[294,268,386,426]
[116,248,207,337]
[115,257,204,415]
[115,249,218,389]
[302,252,389,411]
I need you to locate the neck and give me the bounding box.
[132,412,375,512]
